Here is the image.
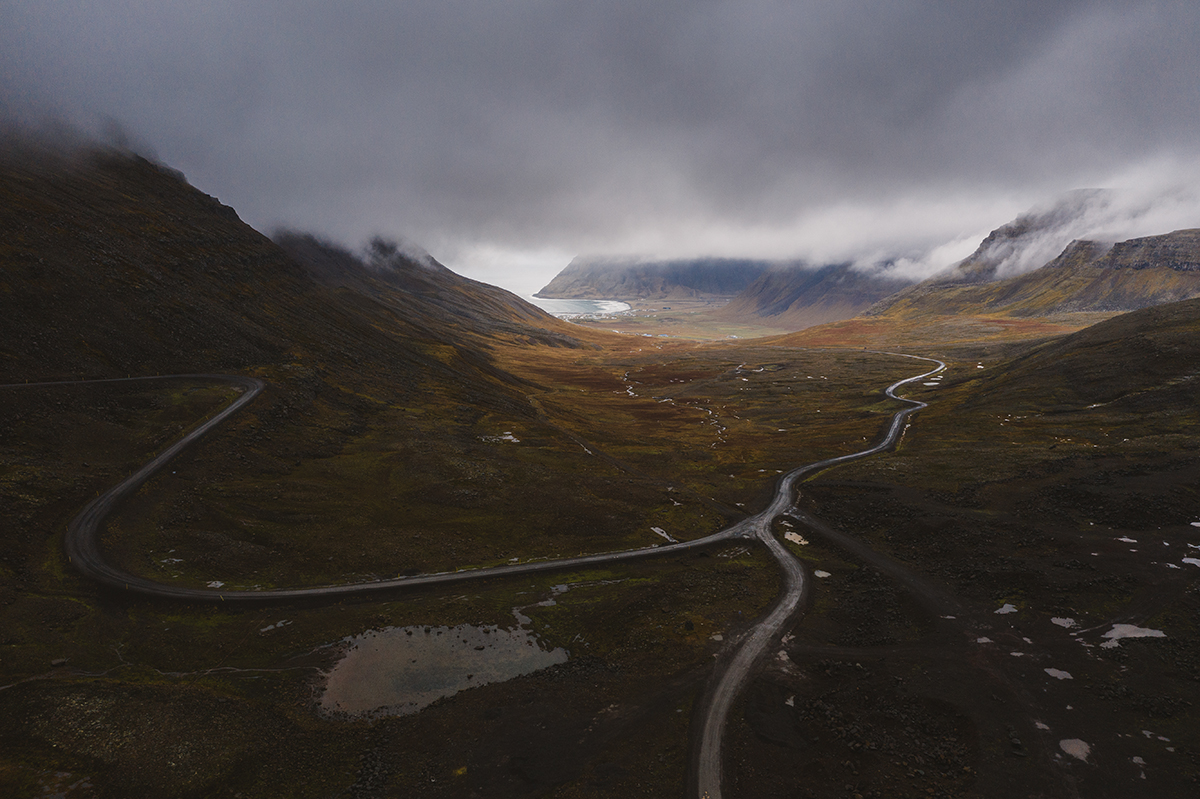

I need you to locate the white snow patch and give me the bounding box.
[710,634,723,641]
[1182,558,1200,568]
[995,603,1018,614]
[976,637,992,644]
[784,532,809,546]
[207,581,225,588]
[1117,536,1137,543]
[1060,739,1091,761]
[1100,624,1166,648]
[260,620,292,633]
[1191,522,1200,527]
[785,695,795,707]
[651,527,678,543]
[1035,721,1050,731]
[1044,668,1073,680]
[1051,617,1078,629]
[1010,652,1025,657]
[813,570,832,578]
[1132,756,1146,765]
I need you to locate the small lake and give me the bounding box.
[320,623,567,719]
[523,297,631,318]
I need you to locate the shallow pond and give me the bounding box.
[320,622,567,719]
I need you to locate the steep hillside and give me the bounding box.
[0,145,592,395]
[535,255,769,300]
[866,229,1200,322]
[960,294,1200,413]
[715,262,915,330]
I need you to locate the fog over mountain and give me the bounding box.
[4,2,1200,292]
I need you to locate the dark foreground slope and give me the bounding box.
[961,294,1200,412]
[772,299,1200,798]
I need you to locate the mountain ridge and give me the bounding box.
[866,228,1200,321]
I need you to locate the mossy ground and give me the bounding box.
[4,325,1198,797]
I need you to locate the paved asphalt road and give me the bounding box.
[690,352,944,799]
[5,353,943,798]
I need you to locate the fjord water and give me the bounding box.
[524,297,631,317]
[321,623,567,718]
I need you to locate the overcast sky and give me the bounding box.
[4,1,1199,293]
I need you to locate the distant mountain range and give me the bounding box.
[535,256,770,300]
[537,190,1200,332]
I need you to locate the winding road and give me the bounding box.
[4,351,943,798]
[691,352,944,799]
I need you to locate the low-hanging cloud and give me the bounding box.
[3,1,1199,290]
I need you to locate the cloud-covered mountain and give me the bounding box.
[535,256,770,300]
[867,228,1200,321]
[0,141,592,388]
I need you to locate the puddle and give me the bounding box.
[321,622,566,719]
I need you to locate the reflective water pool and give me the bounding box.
[320,622,567,719]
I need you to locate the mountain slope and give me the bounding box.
[715,262,915,330]
[959,294,1200,414]
[866,229,1200,321]
[934,188,1113,284]
[0,145,593,397]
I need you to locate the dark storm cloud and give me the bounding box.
[3,1,1199,290]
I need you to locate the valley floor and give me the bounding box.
[2,324,1198,798]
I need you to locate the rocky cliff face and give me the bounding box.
[866,229,1200,320]
[937,189,1113,284]
[535,256,770,300]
